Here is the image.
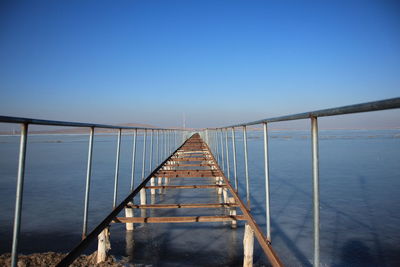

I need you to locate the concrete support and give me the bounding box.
[140,188,146,205]
[229,197,237,229]
[125,203,134,231]
[97,226,110,263]
[150,177,156,195]
[243,224,254,267]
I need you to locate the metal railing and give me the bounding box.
[201,97,400,266]
[0,115,191,267]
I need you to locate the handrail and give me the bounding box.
[0,115,180,130]
[1,115,189,267]
[201,96,400,266]
[208,97,400,129]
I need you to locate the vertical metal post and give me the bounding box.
[82,126,94,239]
[215,130,220,162]
[156,130,159,165]
[243,126,250,209]
[311,116,320,267]
[164,130,167,159]
[224,128,230,180]
[141,130,147,181]
[113,129,122,208]
[11,123,28,267]
[130,129,137,191]
[263,123,271,241]
[149,130,153,172]
[220,129,225,172]
[231,127,238,192]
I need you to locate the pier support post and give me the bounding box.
[140,188,146,205]
[229,197,237,229]
[217,177,223,195]
[243,224,254,267]
[97,226,110,263]
[125,203,134,231]
[158,177,163,194]
[150,177,156,195]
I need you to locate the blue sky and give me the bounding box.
[0,0,399,128]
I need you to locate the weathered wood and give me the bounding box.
[113,215,246,223]
[127,203,239,209]
[243,224,254,267]
[144,184,226,189]
[97,227,110,263]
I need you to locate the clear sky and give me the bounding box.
[0,0,399,129]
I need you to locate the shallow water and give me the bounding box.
[0,130,399,266]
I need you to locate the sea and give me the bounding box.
[0,129,399,267]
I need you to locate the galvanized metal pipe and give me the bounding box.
[311,116,320,267]
[243,126,250,208]
[263,123,271,241]
[231,127,238,192]
[220,129,225,172]
[130,129,137,191]
[82,127,94,239]
[113,129,122,208]
[215,130,219,162]
[224,128,230,180]
[141,130,147,181]
[156,130,159,165]
[149,130,153,172]
[11,123,28,267]
[232,127,238,193]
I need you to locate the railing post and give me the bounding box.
[149,129,153,171]
[224,128,230,180]
[156,130,159,165]
[141,130,147,180]
[220,129,225,172]
[113,129,122,208]
[140,130,147,205]
[311,116,320,267]
[82,126,94,239]
[215,130,220,162]
[11,123,28,267]
[231,127,238,192]
[130,129,137,191]
[243,126,250,209]
[263,123,271,241]
[164,130,167,159]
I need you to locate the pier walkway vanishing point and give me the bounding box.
[60,133,283,267]
[2,97,400,267]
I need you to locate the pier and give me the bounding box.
[1,97,400,266]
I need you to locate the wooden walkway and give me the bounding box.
[59,134,283,267]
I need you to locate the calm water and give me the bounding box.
[0,130,399,266]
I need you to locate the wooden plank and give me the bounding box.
[144,184,226,189]
[127,203,239,209]
[113,215,246,223]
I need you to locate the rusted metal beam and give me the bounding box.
[113,215,246,223]
[127,203,239,209]
[155,170,222,177]
[203,142,284,267]
[56,136,193,267]
[144,184,226,189]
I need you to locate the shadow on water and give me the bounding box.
[333,240,377,267]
